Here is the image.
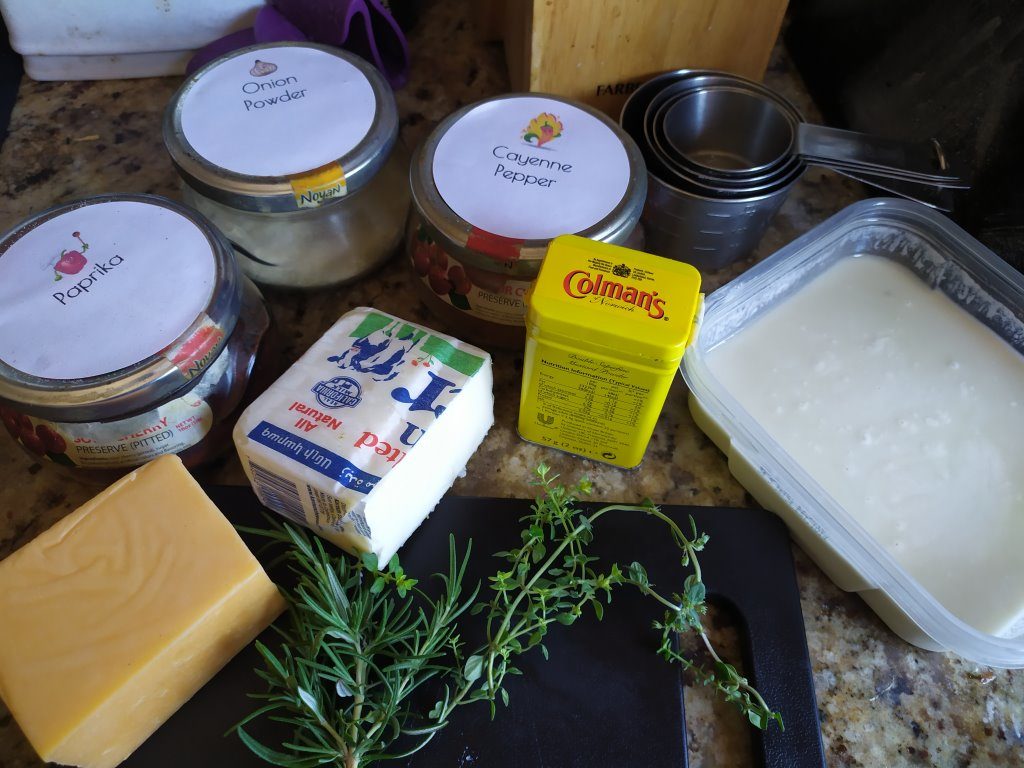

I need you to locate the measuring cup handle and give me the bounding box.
[832,166,956,211]
[796,124,955,180]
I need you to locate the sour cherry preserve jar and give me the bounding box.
[0,194,270,482]
[408,93,646,348]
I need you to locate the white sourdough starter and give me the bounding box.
[707,255,1024,636]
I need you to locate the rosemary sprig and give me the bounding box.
[233,525,478,768]
[237,465,781,767]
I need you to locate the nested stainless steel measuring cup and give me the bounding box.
[621,69,967,272]
[650,89,804,192]
[623,71,804,271]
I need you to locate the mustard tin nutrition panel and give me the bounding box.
[518,236,701,468]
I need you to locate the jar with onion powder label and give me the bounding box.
[164,42,409,289]
[0,194,270,482]
[408,94,646,349]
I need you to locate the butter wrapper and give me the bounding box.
[234,307,493,561]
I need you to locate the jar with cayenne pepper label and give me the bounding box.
[408,94,646,349]
[0,194,271,482]
[164,42,409,289]
[519,235,702,469]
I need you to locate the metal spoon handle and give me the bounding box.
[808,159,970,189]
[796,124,960,184]
[832,166,957,211]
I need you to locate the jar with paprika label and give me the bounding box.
[0,194,270,483]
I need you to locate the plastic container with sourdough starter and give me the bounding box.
[681,198,1024,667]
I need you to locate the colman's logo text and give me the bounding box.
[562,269,666,319]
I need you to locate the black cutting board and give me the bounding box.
[121,488,825,768]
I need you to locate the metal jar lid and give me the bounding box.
[163,42,398,214]
[0,194,241,422]
[410,93,647,275]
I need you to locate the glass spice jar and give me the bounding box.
[0,194,271,483]
[164,42,409,289]
[408,93,646,349]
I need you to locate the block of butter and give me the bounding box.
[234,307,493,562]
[0,455,285,768]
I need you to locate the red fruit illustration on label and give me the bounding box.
[411,225,435,276]
[427,265,452,295]
[21,431,46,456]
[53,231,89,281]
[427,242,447,271]
[0,407,17,437]
[412,243,431,276]
[35,423,67,454]
[413,226,474,309]
[15,414,42,454]
[522,113,564,148]
[447,264,472,296]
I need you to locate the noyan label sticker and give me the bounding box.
[431,96,632,241]
[180,45,376,178]
[0,200,216,380]
[290,162,348,208]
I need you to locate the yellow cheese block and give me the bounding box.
[0,455,285,768]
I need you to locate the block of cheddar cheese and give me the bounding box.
[0,455,285,768]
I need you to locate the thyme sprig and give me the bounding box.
[237,465,781,768]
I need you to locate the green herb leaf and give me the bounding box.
[463,655,484,684]
[296,687,320,718]
[361,551,379,572]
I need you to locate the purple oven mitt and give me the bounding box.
[186,6,306,74]
[273,0,410,89]
[186,0,410,89]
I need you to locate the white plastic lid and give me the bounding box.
[0,199,217,380]
[178,44,377,178]
[431,95,632,240]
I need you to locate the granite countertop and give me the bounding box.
[1,2,1022,766]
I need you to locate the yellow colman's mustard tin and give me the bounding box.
[518,235,702,468]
